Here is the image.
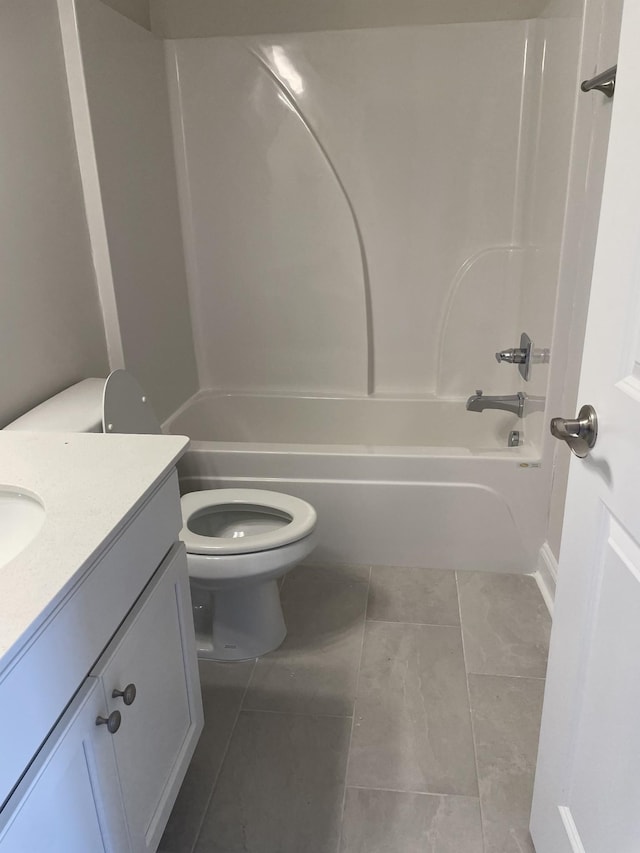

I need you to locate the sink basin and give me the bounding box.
[0,489,45,568]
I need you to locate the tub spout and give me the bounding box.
[466,390,526,418]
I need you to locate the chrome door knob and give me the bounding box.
[96,710,122,734]
[112,683,137,706]
[550,404,598,458]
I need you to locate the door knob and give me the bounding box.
[550,404,598,458]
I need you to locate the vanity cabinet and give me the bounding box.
[0,542,202,852]
[0,677,129,852]
[93,542,202,852]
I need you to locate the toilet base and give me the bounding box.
[191,578,286,661]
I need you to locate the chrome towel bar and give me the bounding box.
[581,65,616,98]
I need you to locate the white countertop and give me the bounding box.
[0,431,189,668]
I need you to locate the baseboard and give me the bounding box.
[533,542,558,617]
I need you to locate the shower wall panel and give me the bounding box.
[516,3,584,451]
[168,22,532,396]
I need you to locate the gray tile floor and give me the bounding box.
[159,565,551,853]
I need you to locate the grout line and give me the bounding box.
[363,566,372,622]
[240,654,258,708]
[335,565,371,853]
[287,576,372,588]
[365,618,461,628]
[346,784,481,801]
[301,563,372,574]
[190,659,257,853]
[240,707,354,720]
[466,671,547,681]
[455,571,486,853]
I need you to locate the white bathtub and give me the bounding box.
[165,393,547,573]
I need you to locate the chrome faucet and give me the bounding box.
[466,390,526,418]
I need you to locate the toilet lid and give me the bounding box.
[102,370,162,435]
[180,488,317,555]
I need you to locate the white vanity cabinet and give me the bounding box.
[0,435,203,853]
[92,542,202,852]
[0,677,129,852]
[0,542,202,853]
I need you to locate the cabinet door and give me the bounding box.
[0,678,130,853]
[94,543,203,853]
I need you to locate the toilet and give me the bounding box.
[6,370,317,661]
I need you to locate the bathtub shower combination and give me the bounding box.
[167,393,548,573]
[155,9,583,578]
[61,0,586,581]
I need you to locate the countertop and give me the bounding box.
[0,430,189,669]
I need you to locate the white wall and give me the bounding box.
[62,0,199,421]
[151,0,546,37]
[0,0,108,427]
[168,22,533,396]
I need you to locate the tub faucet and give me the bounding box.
[466,390,526,418]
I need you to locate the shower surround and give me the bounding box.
[158,13,582,573]
[166,21,535,402]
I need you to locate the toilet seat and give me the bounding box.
[180,488,317,555]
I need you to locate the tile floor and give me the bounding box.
[159,564,551,853]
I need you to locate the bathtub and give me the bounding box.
[165,393,547,573]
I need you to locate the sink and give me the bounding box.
[0,489,45,568]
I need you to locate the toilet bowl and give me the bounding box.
[182,489,317,660]
[5,370,318,661]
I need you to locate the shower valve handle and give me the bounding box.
[495,348,528,364]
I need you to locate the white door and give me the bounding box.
[531,3,640,851]
[0,678,130,853]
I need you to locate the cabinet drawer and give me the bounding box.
[0,677,130,852]
[92,542,203,852]
[0,471,182,808]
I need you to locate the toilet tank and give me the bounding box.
[4,379,105,433]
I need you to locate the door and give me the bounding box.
[92,543,203,853]
[530,3,640,851]
[0,678,130,853]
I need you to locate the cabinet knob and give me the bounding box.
[112,683,137,706]
[96,710,122,734]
